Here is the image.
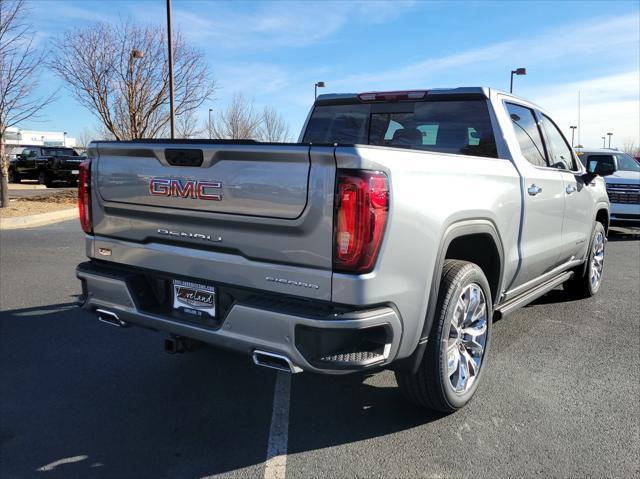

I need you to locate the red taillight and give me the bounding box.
[333,170,389,273]
[78,160,92,234]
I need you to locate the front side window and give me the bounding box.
[540,115,577,170]
[505,103,547,167]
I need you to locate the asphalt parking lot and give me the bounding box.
[1,220,638,478]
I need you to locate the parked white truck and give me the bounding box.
[77,88,612,412]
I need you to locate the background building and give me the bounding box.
[4,126,76,148]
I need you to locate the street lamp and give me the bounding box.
[569,126,577,147]
[602,136,606,148]
[509,68,526,94]
[607,132,613,148]
[315,81,326,99]
[63,132,67,147]
[208,108,213,139]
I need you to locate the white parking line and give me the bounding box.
[263,371,292,479]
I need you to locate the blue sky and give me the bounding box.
[23,0,640,148]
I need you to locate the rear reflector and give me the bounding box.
[78,160,92,234]
[358,90,427,102]
[333,170,389,273]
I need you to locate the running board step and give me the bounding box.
[495,270,574,319]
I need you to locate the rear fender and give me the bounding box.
[394,219,504,374]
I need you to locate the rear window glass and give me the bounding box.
[303,100,498,159]
[42,148,78,156]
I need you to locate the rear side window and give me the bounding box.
[303,100,498,159]
[505,103,547,167]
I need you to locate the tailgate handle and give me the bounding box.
[165,149,204,167]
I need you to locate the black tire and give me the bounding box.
[8,168,21,183]
[395,260,493,412]
[564,221,606,298]
[38,170,52,188]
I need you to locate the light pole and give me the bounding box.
[166,0,175,139]
[315,81,326,99]
[569,126,577,147]
[607,132,613,148]
[63,132,67,147]
[208,108,213,139]
[602,136,606,148]
[509,68,526,93]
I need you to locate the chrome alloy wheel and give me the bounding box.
[446,283,488,394]
[590,231,605,289]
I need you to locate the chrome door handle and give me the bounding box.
[566,184,576,194]
[528,184,542,196]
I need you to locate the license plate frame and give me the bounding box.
[172,279,216,319]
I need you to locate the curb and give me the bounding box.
[0,208,78,230]
[8,184,47,190]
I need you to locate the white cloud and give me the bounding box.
[524,72,640,149]
[172,1,418,50]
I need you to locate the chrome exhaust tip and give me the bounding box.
[96,309,127,328]
[252,350,302,374]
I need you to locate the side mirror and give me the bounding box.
[583,160,615,184]
[594,162,615,176]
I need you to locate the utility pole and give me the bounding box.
[570,126,577,147]
[602,136,606,148]
[166,0,175,139]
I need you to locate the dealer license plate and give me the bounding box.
[172,280,216,318]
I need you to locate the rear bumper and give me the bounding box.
[49,169,79,180]
[76,261,403,374]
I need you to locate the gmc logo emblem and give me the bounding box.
[149,179,222,201]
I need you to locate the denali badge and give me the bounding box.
[149,178,222,200]
[265,276,320,290]
[157,228,222,242]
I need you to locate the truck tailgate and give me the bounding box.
[90,142,336,272]
[96,143,310,219]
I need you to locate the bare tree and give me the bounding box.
[622,140,640,157]
[259,105,291,142]
[51,20,215,141]
[176,109,202,139]
[76,128,97,150]
[208,93,262,140]
[0,0,56,207]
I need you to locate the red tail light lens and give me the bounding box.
[334,170,389,273]
[78,160,92,234]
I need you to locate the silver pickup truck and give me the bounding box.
[76,87,612,412]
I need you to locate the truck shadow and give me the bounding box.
[607,227,640,242]
[0,304,442,478]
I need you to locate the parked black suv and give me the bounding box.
[8,147,84,186]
